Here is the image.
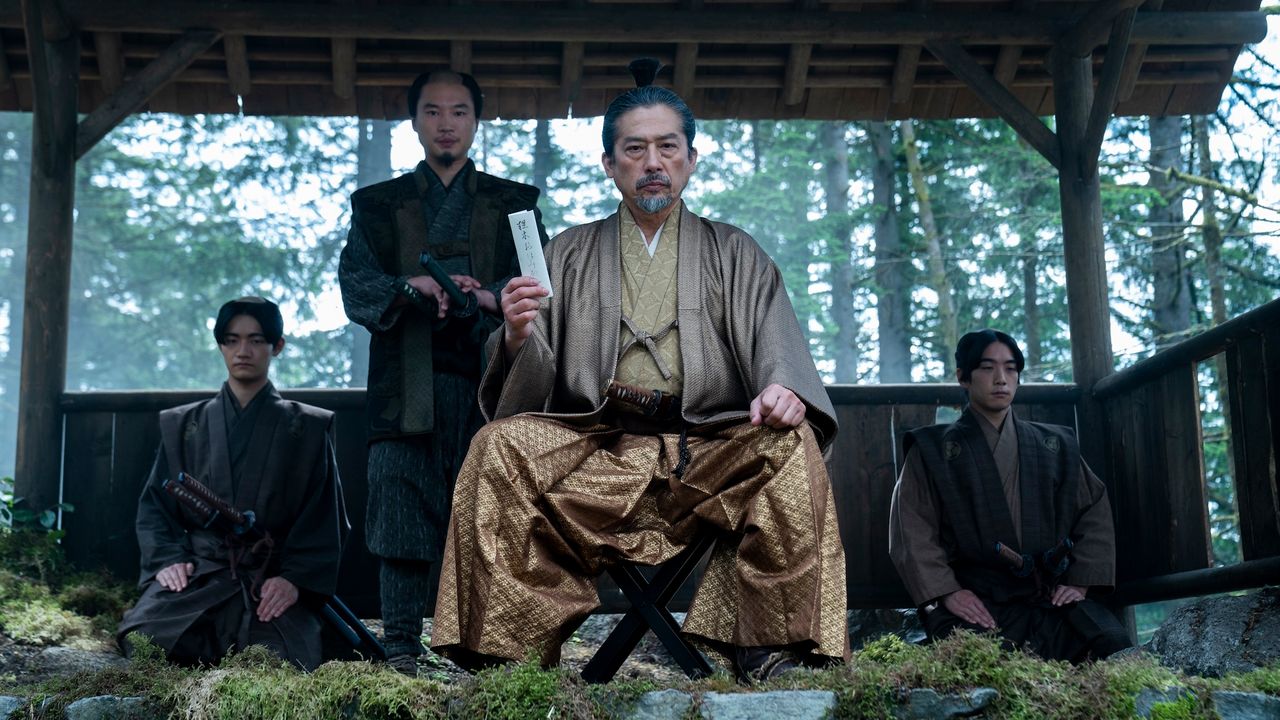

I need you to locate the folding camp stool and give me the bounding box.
[581,532,717,683]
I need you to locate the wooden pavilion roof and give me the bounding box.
[0,0,1267,121]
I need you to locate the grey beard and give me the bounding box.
[636,193,673,214]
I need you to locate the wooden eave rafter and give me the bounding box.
[92,30,122,94]
[0,2,1266,47]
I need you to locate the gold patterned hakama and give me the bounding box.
[430,415,848,667]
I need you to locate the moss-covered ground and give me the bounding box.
[0,632,1276,719]
[1,529,1278,719]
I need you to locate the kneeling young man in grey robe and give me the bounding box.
[118,297,348,670]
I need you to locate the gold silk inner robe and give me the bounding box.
[615,206,683,396]
[430,416,848,668]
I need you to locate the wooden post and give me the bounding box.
[1051,51,1113,472]
[15,3,78,513]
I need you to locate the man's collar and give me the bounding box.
[414,158,475,194]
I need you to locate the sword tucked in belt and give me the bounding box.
[604,380,681,420]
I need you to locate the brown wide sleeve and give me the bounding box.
[721,227,837,447]
[888,447,963,607]
[1062,460,1117,590]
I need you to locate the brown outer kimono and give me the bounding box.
[888,410,1116,608]
[478,202,837,446]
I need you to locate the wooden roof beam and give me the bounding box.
[329,0,355,99]
[92,31,122,94]
[1117,0,1162,102]
[223,34,251,96]
[993,0,1036,87]
[674,42,697,98]
[0,2,1265,47]
[782,0,818,107]
[560,41,583,103]
[1080,8,1135,177]
[450,41,472,73]
[889,0,929,107]
[1059,0,1146,58]
[925,38,1060,168]
[76,28,220,159]
[675,0,701,100]
[331,37,355,99]
[559,0,584,104]
[20,0,56,143]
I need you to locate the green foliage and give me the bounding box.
[463,660,564,720]
[179,650,448,720]
[828,632,1189,720]
[0,526,65,585]
[1148,694,1198,720]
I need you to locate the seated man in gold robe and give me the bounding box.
[888,329,1131,663]
[430,72,848,681]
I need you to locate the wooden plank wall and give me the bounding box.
[59,384,1080,617]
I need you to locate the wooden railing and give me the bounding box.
[1097,297,1280,605]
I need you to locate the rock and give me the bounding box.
[700,690,837,720]
[63,695,155,720]
[848,609,927,650]
[893,688,999,719]
[1147,587,1280,677]
[1133,687,1192,718]
[0,696,23,719]
[623,689,694,720]
[34,647,129,676]
[1209,691,1280,720]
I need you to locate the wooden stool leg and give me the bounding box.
[582,535,716,683]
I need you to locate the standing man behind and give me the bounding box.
[430,76,847,681]
[339,69,549,675]
[119,297,347,670]
[889,329,1131,662]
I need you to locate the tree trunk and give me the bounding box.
[1193,113,1235,565]
[820,122,858,382]
[533,119,552,194]
[0,113,32,480]
[868,121,910,382]
[901,120,957,375]
[1022,242,1040,375]
[350,118,393,386]
[1148,116,1192,349]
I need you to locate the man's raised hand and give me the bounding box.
[501,276,549,361]
[749,383,806,428]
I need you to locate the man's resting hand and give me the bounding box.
[749,384,806,429]
[1050,584,1087,606]
[942,588,997,630]
[156,562,195,592]
[256,577,299,622]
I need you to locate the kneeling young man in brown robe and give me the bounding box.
[889,329,1131,662]
[430,79,848,681]
[118,297,348,670]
